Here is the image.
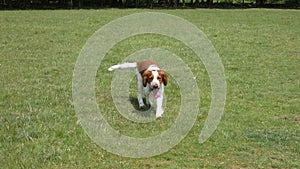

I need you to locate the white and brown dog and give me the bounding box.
[108,60,167,119]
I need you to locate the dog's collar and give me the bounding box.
[147,65,160,71]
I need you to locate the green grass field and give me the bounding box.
[1,9,299,168]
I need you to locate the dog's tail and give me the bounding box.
[108,62,137,71]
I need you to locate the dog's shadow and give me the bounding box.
[128,96,155,117]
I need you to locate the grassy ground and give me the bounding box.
[0,9,299,168]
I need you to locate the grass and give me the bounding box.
[1,9,299,168]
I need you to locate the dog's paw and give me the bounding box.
[156,115,162,120]
[138,102,145,109]
[156,110,163,119]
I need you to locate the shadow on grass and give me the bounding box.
[128,96,155,118]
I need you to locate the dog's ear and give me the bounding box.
[142,70,151,87]
[159,70,168,86]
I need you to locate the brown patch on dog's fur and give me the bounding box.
[142,70,168,87]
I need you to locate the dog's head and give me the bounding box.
[142,70,168,89]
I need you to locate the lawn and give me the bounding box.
[0,9,299,168]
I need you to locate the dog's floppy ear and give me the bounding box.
[142,70,151,87]
[159,70,168,86]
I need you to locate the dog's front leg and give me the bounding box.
[137,73,145,108]
[155,95,164,119]
[155,85,165,119]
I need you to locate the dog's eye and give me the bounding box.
[148,77,153,80]
[157,77,161,80]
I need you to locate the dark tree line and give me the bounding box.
[0,0,299,9]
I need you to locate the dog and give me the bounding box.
[108,60,167,119]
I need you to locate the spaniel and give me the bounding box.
[108,60,167,119]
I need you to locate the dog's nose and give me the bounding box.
[153,84,158,89]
